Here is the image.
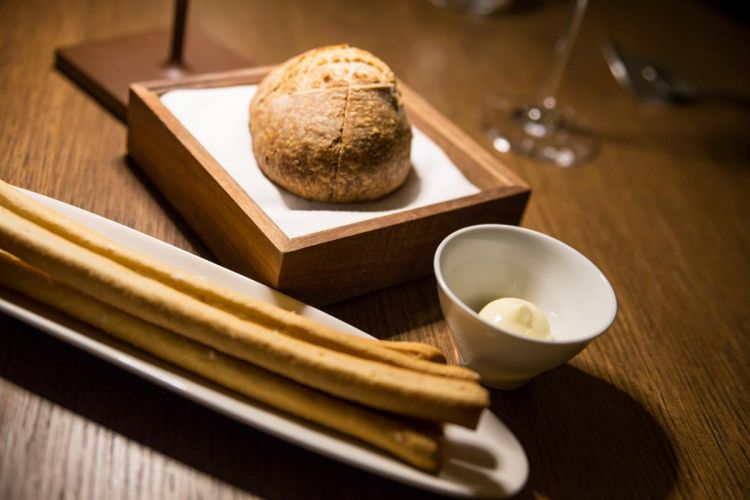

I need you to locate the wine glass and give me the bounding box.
[482,0,598,167]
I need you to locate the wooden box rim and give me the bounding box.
[128,66,529,255]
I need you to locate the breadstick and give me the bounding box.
[379,341,447,363]
[0,180,473,379]
[0,206,488,428]
[0,252,441,472]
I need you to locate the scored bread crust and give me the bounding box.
[249,45,412,203]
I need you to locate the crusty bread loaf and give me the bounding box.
[249,45,412,203]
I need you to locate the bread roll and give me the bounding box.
[249,45,412,203]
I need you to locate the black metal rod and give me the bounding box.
[169,0,189,65]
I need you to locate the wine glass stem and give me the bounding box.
[540,0,589,110]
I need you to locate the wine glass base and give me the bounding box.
[482,98,599,167]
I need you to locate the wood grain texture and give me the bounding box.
[1,0,749,498]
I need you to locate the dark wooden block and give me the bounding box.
[56,27,248,120]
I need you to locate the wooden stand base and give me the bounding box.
[55,27,248,121]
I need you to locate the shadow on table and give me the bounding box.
[122,155,214,259]
[325,277,445,340]
[591,116,750,173]
[492,365,679,500]
[0,312,440,500]
[699,128,750,172]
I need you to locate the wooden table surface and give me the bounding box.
[1,0,748,498]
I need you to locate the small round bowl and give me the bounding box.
[434,224,617,389]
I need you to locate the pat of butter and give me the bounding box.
[479,297,552,339]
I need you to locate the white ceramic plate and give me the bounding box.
[0,190,528,498]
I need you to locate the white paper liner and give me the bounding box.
[161,85,479,238]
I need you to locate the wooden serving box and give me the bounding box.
[127,67,529,305]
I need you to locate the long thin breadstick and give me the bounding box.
[0,180,471,379]
[379,341,447,363]
[0,205,488,428]
[0,252,441,471]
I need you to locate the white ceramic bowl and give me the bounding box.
[434,225,617,389]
